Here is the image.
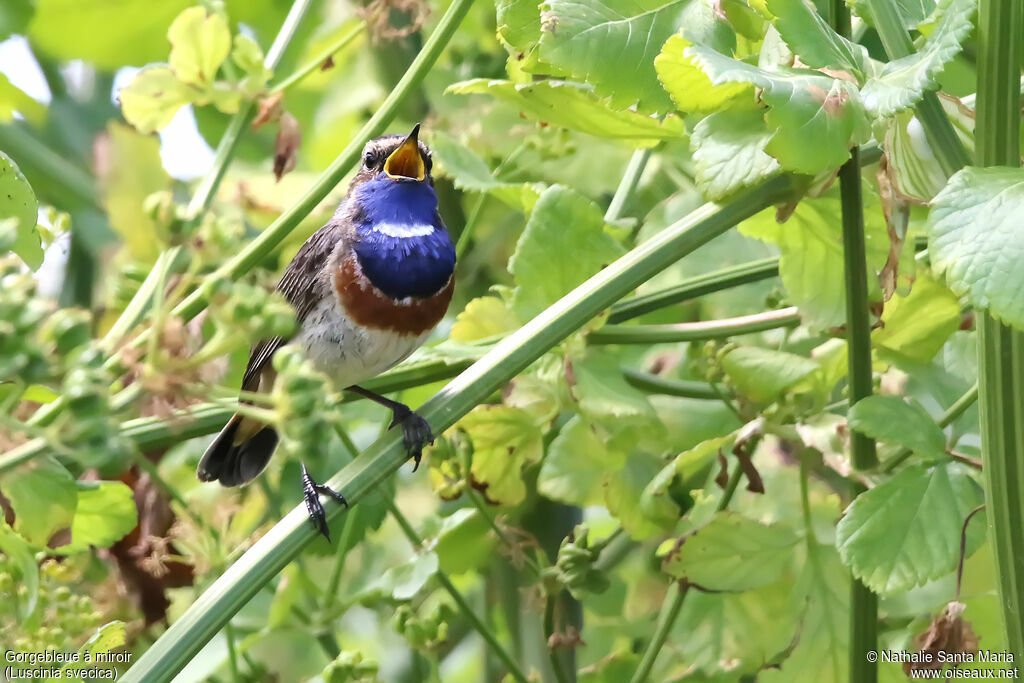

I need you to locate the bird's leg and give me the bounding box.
[301,462,348,542]
[346,385,434,471]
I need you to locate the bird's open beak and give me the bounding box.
[384,124,425,181]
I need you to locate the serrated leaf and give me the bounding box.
[0,150,42,269]
[53,481,137,555]
[860,0,975,118]
[690,109,781,201]
[539,416,625,506]
[740,194,889,329]
[462,405,544,506]
[663,512,800,590]
[537,0,734,112]
[836,464,984,594]
[655,33,753,114]
[0,455,76,546]
[447,79,686,145]
[688,45,870,173]
[497,0,542,55]
[847,395,947,458]
[873,273,961,362]
[759,544,849,683]
[119,65,193,134]
[168,7,231,86]
[927,167,1024,329]
[767,0,871,75]
[450,296,520,342]
[509,185,625,318]
[721,346,819,402]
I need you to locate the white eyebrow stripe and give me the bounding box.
[375,222,436,237]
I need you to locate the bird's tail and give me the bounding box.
[197,415,278,487]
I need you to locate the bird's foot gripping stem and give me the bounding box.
[302,462,348,541]
[388,405,434,472]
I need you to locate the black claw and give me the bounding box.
[389,408,434,471]
[301,462,348,542]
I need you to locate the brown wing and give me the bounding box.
[240,222,344,391]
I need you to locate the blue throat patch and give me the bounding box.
[352,176,456,300]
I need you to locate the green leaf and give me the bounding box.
[836,464,984,594]
[767,0,871,75]
[496,0,542,55]
[0,456,76,546]
[539,416,625,506]
[449,296,520,342]
[655,33,753,114]
[873,274,961,362]
[99,122,172,261]
[663,512,800,590]
[429,132,503,191]
[29,0,190,70]
[0,74,46,125]
[927,167,1024,328]
[721,346,819,402]
[119,66,193,134]
[231,34,272,96]
[80,621,127,658]
[860,0,976,118]
[0,150,42,269]
[690,109,782,201]
[847,395,946,458]
[373,551,438,601]
[446,79,686,145]
[168,7,231,86]
[759,545,849,683]
[461,405,544,506]
[570,352,655,420]
[54,481,137,555]
[688,46,870,173]
[0,520,39,619]
[510,185,625,318]
[740,194,889,329]
[604,452,677,540]
[433,509,498,575]
[537,0,733,112]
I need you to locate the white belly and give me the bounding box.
[291,298,430,387]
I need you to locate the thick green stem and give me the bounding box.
[623,369,728,401]
[864,0,971,176]
[975,0,1024,659]
[590,306,799,344]
[0,125,97,210]
[120,175,797,683]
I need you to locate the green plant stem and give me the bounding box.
[590,306,799,344]
[120,173,798,683]
[628,463,743,683]
[454,193,486,260]
[270,22,366,94]
[605,148,652,222]
[622,369,727,401]
[225,621,240,682]
[837,0,880,674]
[864,0,970,176]
[975,0,1024,659]
[607,257,779,323]
[544,594,571,683]
[879,382,979,472]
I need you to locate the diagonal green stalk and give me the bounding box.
[120,175,798,683]
[975,0,1024,659]
[270,22,366,94]
[590,306,799,344]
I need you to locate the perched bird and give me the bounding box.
[197,125,456,539]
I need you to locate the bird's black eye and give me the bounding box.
[363,151,377,168]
